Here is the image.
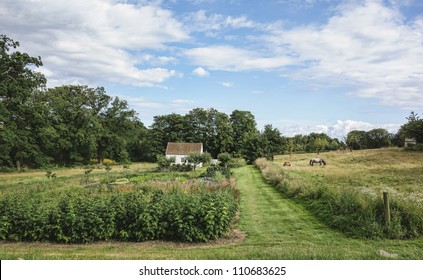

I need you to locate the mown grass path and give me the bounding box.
[233,165,347,258]
[232,165,423,259]
[1,165,422,259]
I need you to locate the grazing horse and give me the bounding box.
[310,158,326,166]
[283,161,292,167]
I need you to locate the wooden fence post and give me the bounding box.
[383,192,391,224]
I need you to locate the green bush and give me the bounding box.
[0,184,239,243]
[202,166,232,180]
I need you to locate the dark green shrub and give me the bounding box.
[202,166,231,179]
[0,183,239,243]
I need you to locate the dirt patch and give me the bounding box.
[0,226,247,253]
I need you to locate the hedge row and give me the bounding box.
[0,187,239,243]
[255,158,423,239]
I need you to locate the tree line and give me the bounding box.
[345,113,423,151]
[1,35,422,170]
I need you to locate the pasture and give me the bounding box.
[0,148,422,259]
[275,148,423,195]
[270,148,423,239]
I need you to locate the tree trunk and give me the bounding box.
[97,146,105,165]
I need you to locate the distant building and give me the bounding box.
[165,142,203,167]
[404,138,416,148]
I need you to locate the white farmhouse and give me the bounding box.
[165,142,204,167]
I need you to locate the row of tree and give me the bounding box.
[345,113,423,151]
[1,35,422,170]
[1,35,150,169]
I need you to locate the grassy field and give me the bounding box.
[0,163,157,192]
[274,148,423,196]
[0,163,160,202]
[1,149,422,259]
[266,148,423,239]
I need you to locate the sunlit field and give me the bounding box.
[1,148,422,260]
[274,148,422,198]
[268,148,423,239]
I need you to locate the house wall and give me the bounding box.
[166,154,203,168]
[166,154,186,165]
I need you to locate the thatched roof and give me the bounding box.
[165,142,203,155]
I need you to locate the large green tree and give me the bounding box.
[365,128,391,149]
[204,108,233,158]
[0,35,47,170]
[183,108,209,143]
[97,96,139,164]
[261,124,284,160]
[346,130,367,150]
[399,112,423,144]
[241,131,262,164]
[149,113,185,156]
[127,119,153,162]
[314,137,329,154]
[229,110,258,156]
[44,85,102,164]
[184,108,233,158]
[45,85,142,165]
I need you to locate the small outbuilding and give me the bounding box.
[165,142,204,167]
[404,138,416,148]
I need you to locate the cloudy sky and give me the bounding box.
[1,0,422,139]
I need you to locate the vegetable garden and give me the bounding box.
[0,165,239,243]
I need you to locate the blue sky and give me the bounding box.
[1,0,422,139]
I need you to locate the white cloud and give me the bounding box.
[192,67,210,77]
[182,1,423,109]
[117,95,196,125]
[184,45,293,71]
[220,82,235,88]
[0,0,188,88]
[328,120,401,139]
[278,119,401,139]
[2,0,421,114]
[137,54,178,66]
[172,99,195,105]
[266,0,423,108]
[185,10,257,36]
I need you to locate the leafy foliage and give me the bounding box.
[186,152,211,171]
[396,112,423,149]
[0,183,239,243]
[346,129,392,150]
[156,155,175,170]
[217,152,232,167]
[0,35,47,170]
[202,165,232,180]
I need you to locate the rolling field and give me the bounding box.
[274,148,423,196]
[0,148,422,259]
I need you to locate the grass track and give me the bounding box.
[232,166,422,259]
[1,165,422,259]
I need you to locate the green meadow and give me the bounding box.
[0,148,422,259]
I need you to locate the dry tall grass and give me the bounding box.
[256,148,423,239]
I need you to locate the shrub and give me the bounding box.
[217,153,232,167]
[0,182,239,243]
[156,155,175,169]
[202,165,232,180]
